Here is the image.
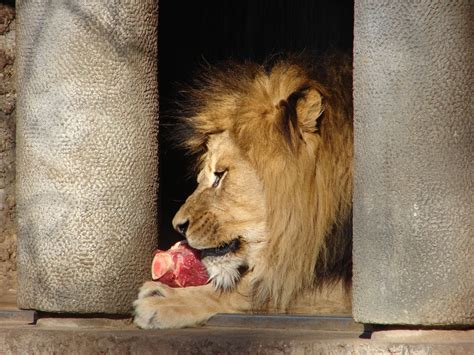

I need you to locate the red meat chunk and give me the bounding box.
[151,241,209,287]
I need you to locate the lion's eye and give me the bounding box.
[212,170,227,188]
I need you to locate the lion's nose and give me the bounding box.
[175,219,189,236]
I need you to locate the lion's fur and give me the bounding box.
[177,53,353,311]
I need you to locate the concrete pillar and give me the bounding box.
[353,1,473,325]
[16,0,158,313]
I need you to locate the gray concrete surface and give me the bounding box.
[353,0,473,325]
[0,312,472,354]
[15,0,159,313]
[0,320,472,354]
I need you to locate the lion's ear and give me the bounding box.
[294,86,324,134]
[277,86,324,149]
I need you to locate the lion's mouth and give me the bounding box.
[199,238,241,258]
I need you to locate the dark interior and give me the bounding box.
[158,0,354,249]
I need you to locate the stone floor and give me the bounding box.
[0,309,472,354]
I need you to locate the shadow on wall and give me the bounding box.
[158,0,354,248]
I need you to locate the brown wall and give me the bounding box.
[0,3,16,306]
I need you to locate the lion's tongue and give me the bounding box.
[151,241,209,288]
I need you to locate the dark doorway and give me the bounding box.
[158,1,353,248]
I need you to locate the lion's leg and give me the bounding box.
[133,280,252,329]
[286,281,352,316]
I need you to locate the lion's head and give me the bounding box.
[173,131,266,290]
[173,54,353,310]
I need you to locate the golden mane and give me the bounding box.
[179,54,353,310]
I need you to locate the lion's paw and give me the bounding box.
[134,282,178,329]
[136,281,172,300]
[133,282,210,329]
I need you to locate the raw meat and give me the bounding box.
[151,241,209,287]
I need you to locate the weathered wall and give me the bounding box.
[0,3,16,306]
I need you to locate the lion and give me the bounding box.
[134,53,353,329]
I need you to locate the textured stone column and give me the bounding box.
[16,0,158,313]
[353,1,473,325]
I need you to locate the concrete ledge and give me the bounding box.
[0,316,472,354]
[371,329,474,343]
[0,310,36,325]
[207,314,364,332]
